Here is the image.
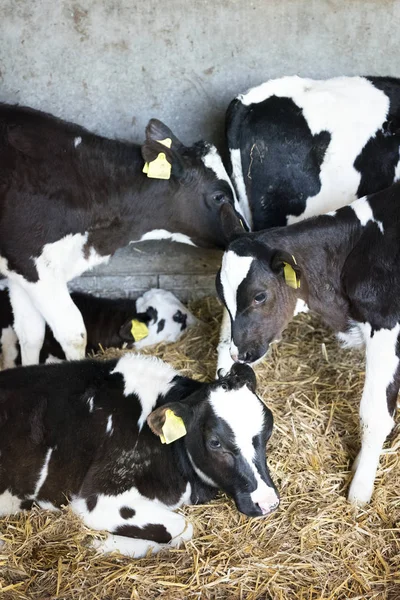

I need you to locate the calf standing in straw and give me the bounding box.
[217,181,400,505]
[0,358,278,557]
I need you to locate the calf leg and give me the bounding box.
[348,324,400,505]
[216,308,235,375]
[71,494,193,558]
[25,280,87,361]
[8,280,45,365]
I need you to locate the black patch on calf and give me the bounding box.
[115,523,172,543]
[157,319,165,333]
[86,495,98,512]
[354,131,400,198]
[145,306,158,324]
[173,310,187,331]
[20,499,34,510]
[119,506,136,520]
[235,96,331,228]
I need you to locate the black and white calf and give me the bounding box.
[217,180,400,505]
[0,103,244,366]
[0,287,197,368]
[0,356,278,557]
[227,75,400,229]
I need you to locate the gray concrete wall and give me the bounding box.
[1,0,399,299]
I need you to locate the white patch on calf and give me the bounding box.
[111,354,176,429]
[0,326,19,370]
[220,251,253,319]
[202,145,247,226]
[337,322,365,349]
[0,489,22,516]
[30,447,53,498]
[106,415,113,436]
[45,354,64,364]
[350,196,384,233]
[37,501,58,511]
[294,299,309,316]
[348,322,399,505]
[137,230,195,246]
[74,136,82,147]
[209,385,279,512]
[229,148,253,229]
[72,484,193,557]
[188,454,218,488]
[134,288,197,349]
[239,76,390,222]
[87,396,94,412]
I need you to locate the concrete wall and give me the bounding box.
[1,0,399,299]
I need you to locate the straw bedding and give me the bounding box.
[0,298,399,600]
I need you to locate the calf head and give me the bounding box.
[141,119,247,248]
[216,236,301,363]
[119,289,197,349]
[147,363,279,517]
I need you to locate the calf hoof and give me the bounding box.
[347,475,374,506]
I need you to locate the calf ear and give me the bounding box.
[141,119,185,179]
[219,202,247,243]
[271,250,301,290]
[147,402,194,444]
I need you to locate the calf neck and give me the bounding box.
[217,181,400,505]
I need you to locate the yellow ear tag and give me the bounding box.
[283,257,300,290]
[159,409,187,444]
[143,137,172,178]
[131,319,149,342]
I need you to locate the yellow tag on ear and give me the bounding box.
[143,138,172,178]
[147,152,171,180]
[160,409,187,444]
[131,320,149,342]
[283,262,300,289]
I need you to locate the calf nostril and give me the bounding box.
[239,351,252,363]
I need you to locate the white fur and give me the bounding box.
[0,326,19,370]
[37,501,58,511]
[337,323,365,349]
[0,489,22,516]
[239,76,390,222]
[229,148,253,229]
[216,308,235,374]
[87,396,94,412]
[111,354,176,429]
[350,196,384,233]
[72,485,193,558]
[1,233,110,365]
[201,145,247,226]
[348,323,399,505]
[30,447,53,498]
[134,288,197,349]
[74,136,82,147]
[294,299,309,316]
[138,230,195,246]
[45,354,63,364]
[220,251,253,319]
[209,385,279,513]
[106,415,113,435]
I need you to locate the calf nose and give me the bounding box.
[252,486,280,516]
[238,350,254,363]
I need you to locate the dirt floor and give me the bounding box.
[0,298,399,600]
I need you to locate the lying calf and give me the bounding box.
[217,180,400,506]
[0,356,279,557]
[0,287,196,368]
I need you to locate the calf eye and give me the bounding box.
[212,192,226,204]
[208,438,221,450]
[254,292,267,304]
